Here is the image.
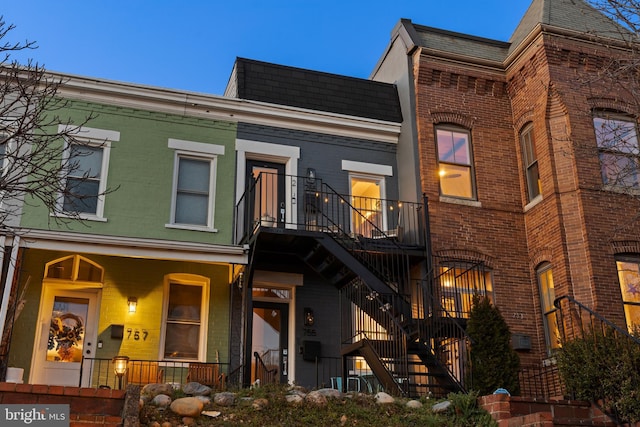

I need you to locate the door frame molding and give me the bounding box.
[235,139,300,227]
[30,282,102,386]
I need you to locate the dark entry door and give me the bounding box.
[246,160,286,228]
[251,301,289,384]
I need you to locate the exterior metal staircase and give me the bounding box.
[235,173,477,397]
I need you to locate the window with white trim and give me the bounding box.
[161,274,209,361]
[59,126,117,219]
[168,139,223,231]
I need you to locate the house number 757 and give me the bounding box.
[126,328,148,341]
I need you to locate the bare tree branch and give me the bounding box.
[0,16,116,235]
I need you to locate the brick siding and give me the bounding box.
[0,382,126,427]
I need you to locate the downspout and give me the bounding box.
[0,236,20,379]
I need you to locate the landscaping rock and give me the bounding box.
[213,391,236,406]
[285,393,304,405]
[142,383,174,398]
[375,392,395,405]
[169,397,204,417]
[315,387,341,399]
[252,397,269,410]
[182,381,212,396]
[305,390,328,406]
[194,395,211,405]
[431,400,451,413]
[406,399,423,408]
[151,394,171,408]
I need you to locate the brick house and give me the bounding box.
[372,0,640,385]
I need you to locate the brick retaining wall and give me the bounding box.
[0,382,127,427]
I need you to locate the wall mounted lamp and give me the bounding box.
[307,168,316,184]
[127,297,137,313]
[112,355,129,389]
[304,307,315,326]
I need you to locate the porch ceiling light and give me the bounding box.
[127,297,137,313]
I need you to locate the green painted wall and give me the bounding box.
[8,248,232,382]
[19,100,238,245]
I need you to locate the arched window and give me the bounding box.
[615,256,640,332]
[435,126,476,199]
[537,263,560,353]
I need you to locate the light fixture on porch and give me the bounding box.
[112,355,129,390]
[127,297,137,313]
[307,168,316,184]
[304,307,315,326]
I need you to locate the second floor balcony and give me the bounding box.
[234,172,426,249]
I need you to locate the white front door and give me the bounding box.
[31,288,100,386]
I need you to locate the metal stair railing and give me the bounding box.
[341,277,410,396]
[553,295,640,423]
[413,275,471,395]
[253,351,278,385]
[305,181,415,296]
[554,295,640,345]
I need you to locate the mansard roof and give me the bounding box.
[226,58,402,123]
[397,0,634,66]
[509,0,634,53]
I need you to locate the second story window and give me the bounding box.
[168,138,224,232]
[436,127,475,199]
[63,145,104,215]
[520,124,541,202]
[593,114,640,189]
[59,126,118,220]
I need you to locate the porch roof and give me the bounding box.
[18,229,248,265]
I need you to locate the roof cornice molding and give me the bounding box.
[18,228,248,264]
[505,23,637,68]
[54,73,401,144]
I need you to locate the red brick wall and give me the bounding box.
[0,382,125,427]
[413,28,640,367]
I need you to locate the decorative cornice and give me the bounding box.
[53,72,401,144]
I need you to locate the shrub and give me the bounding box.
[466,295,520,396]
[556,327,640,423]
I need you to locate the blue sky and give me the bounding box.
[3,1,531,95]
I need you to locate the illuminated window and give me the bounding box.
[436,127,475,199]
[537,263,560,352]
[615,258,640,333]
[439,262,493,318]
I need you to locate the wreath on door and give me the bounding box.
[48,313,84,362]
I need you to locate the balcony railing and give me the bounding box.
[235,173,425,247]
[79,358,230,390]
